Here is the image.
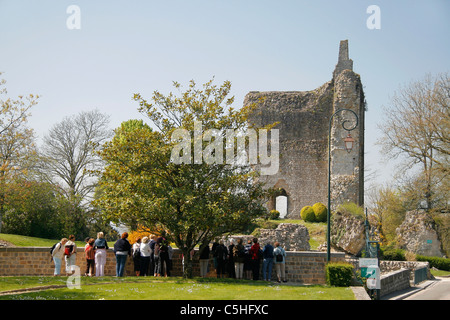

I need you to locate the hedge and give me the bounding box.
[380,246,406,261]
[326,262,354,287]
[416,255,450,271]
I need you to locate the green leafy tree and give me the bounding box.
[367,185,406,243]
[0,74,39,233]
[96,79,269,278]
[2,179,63,239]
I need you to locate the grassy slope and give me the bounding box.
[0,233,85,248]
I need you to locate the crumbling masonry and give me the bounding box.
[246,40,365,218]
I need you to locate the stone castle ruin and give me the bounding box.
[246,40,365,219]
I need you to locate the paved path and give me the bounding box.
[382,277,450,300]
[404,277,450,300]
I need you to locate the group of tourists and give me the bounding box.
[50,233,287,282]
[50,232,115,277]
[50,232,173,278]
[131,235,174,277]
[200,237,287,283]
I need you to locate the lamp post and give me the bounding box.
[327,108,359,262]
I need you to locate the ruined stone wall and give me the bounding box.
[396,210,444,257]
[223,223,310,252]
[246,40,365,218]
[330,69,365,210]
[246,82,334,218]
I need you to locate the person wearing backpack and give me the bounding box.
[273,242,287,283]
[51,238,68,276]
[64,235,78,276]
[232,238,245,279]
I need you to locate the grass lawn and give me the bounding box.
[430,269,450,277]
[0,276,355,300]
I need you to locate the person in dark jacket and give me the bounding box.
[214,241,228,278]
[149,234,157,276]
[227,239,236,278]
[249,238,261,280]
[199,243,210,277]
[244,239,253,280]
[262,241,274,281]
[233,238,245,279]
[114,232,131,277]
[157,237,170,277]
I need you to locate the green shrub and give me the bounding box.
[300,206,316,222]
[416,255,450,271]
[269,210,280,220]
[326,262,354,287]
[313,202,328,222]
[380,245,406,261]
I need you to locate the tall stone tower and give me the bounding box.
[246,40,365,218]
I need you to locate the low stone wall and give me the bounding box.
[379,260,430,281]
[0,247,187,277]
[283,251,345,283]
[380,268,411,297]
[346,258,430,280]
[0,247,345,284]
[345,258,431,298]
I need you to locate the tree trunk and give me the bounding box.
[181,247,194,279]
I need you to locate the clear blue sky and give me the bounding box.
[1,0,449,193]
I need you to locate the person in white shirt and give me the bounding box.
[132,237,141,276]
[64,235,78,276]
[51,238,68,276]
[139,236,152,276]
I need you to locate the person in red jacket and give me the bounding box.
[249,237,262,280]
[84,238,95,276]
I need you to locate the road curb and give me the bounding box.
[382,280,437,300]
[351,286,371,300]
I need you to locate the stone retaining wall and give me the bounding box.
[380,268,411,297]
[0,247,345,284]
